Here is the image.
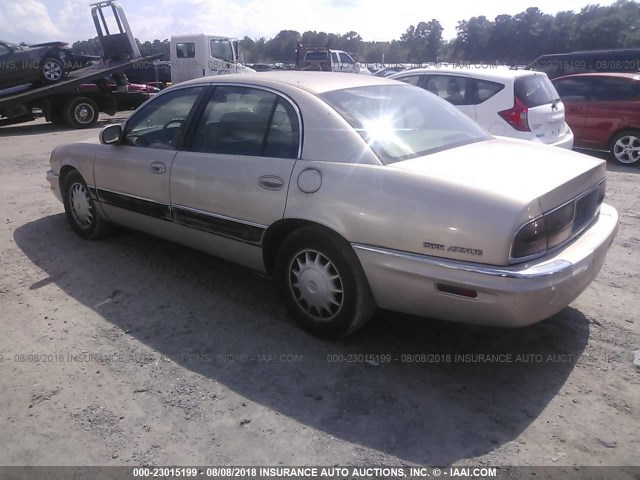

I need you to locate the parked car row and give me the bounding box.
[390,66,640,165]
[47,72,618,337]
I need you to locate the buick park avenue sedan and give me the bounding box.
[47,72,618,337]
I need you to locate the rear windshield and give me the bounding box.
[321,85,490,164]
[515,74,560,108]
[304,51,328,61]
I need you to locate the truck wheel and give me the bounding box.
[275,226,376,338]
[41,58,65,84]
[63,97,99,128]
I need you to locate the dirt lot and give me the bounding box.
[0,115,638,468]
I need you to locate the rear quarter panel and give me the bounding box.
[284,160,537,266]
[584,100,640,149]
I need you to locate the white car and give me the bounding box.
[390,67,574,149]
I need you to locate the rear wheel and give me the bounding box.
[610,130,640,166]
[62,170,111,239]
[63,97,99,129]
[275,226,376,338]
[41,58,65,84]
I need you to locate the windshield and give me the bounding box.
[321,85,490,164]
[210,39,233,62]
[304,51,329,61]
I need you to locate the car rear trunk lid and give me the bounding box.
[515,73,569,143]
[390,137,606,213]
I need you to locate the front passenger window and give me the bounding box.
[122,87,203,150]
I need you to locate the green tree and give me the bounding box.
[401,20,443,63]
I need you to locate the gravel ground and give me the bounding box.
[0,115,638,468]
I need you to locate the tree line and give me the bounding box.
[71,0,640,65]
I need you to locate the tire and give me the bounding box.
[41,57,65,84]
[609,130,640,166]
[62,170,111,239]
[63,97,99,129]
[275,226,376,338]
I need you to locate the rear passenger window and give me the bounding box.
[419,76,471,105]
[264,100,300,158]
[398,75,421,86]
[190,86,299,158]
[176,42,195,58]
[474,79,504,103]
[554,78,592,102]
[590,78,640,101]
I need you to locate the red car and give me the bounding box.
[553,73,640,165]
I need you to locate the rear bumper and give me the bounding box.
[353,203,618,327]
[547,128,574,149]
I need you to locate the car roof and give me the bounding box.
[390,66,544,80]
[178,71,400,94]
[552,72,640,81]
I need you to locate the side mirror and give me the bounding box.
[100,124,122,145]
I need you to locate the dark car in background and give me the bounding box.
[553,73,640,165]
[527,49,640,79]
[0,40,71,89]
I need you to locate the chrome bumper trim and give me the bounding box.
[351,243,572,280]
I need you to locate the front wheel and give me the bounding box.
[62,170,111,239]
[610,130,640,166]
[63,97,99,129]
[275,226,376,338]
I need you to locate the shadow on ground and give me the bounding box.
[574,148,639,174]
[0,114,128,137]
[15,215,590,465]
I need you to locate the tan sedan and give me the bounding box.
[46,72,618,337]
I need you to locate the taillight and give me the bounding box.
[498,97,530,132]
[511,182,605,260]
[545,202,575,249]
[511,217,547,259]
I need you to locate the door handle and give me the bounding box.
[258,175,284,190]
[150,161,166,174]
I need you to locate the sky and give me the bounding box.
[0,0,619,45]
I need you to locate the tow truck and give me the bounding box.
[0,1,161,129]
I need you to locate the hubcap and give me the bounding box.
[69,183,93,228]
[74,103,94,124]
[289,250,344,321]
[613,135,640,164]
[43,60,63,81]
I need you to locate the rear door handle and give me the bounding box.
[258,175,284,190]
[150,161,166,174]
